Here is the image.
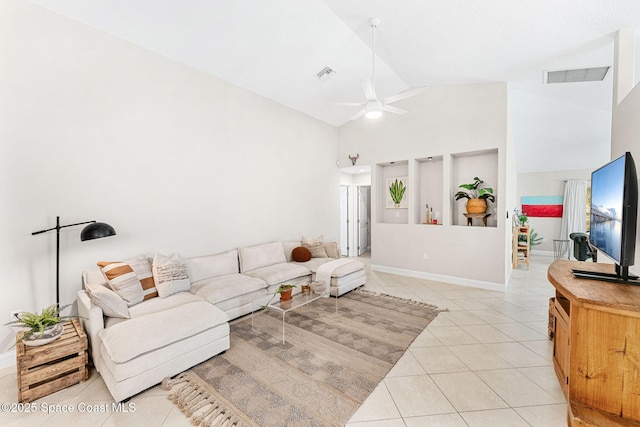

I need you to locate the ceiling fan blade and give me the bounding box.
[349,109,367,120]
[361,78,377,101]
[384,86,428,105]
[381,104,407,115]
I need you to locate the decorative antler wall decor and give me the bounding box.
[348,154,359,166]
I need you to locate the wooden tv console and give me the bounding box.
[548,260,640,426]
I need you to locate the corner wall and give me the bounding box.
[0,0,339,356]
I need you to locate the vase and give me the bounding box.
[22,323,64,347]
[466,198,487,214]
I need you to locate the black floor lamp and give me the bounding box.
[32,216,116,307]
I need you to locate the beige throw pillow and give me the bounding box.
[302,235,328,258]
[85,283,131,319]
[152,253,190,298]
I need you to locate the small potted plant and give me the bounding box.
[454,177,495,214]
[262,284,297,309]
[389,179,407,208]
[5,304,72,347]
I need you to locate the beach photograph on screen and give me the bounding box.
[590,156,625,261]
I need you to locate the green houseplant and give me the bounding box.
[454,177,495,214]
[5,304,72,346]
[389,179,407,207]
[262,284,297,309]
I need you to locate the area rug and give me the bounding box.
[163,289,442,427]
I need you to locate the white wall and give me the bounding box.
[0,1,339,355]
[338,83,512,288]
[517,169,592,252]
[611,48,640,278]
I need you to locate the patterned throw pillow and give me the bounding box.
[126,255,159,300]
[98,255,158,301]
[152,253,191,298]
[302,235,328,258]
[291,246,312,262]
[98,262,144,306]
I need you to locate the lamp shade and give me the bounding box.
[81,222,116,241]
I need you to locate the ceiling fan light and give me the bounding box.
[365,102,382,119]
[365,109,382,119]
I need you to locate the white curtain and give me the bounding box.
[560,179,589,259]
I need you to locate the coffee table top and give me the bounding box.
[255,289,329,313]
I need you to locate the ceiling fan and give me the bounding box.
[344,17,426,120]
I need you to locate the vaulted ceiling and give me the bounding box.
[28,0,640,173]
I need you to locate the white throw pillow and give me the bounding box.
[85,283,131,319]
[152,253,191,298]
[302,235,328,258]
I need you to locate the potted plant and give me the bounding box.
[389,179,406,208]
[454,177,495,214]
[262,284,297,309]
[5,304,72,347]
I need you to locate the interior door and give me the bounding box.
[340,185,349,256]
[357,186,370,256]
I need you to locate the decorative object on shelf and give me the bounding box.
[5,304,72,347]
[32,216,116,306]
[454,177,495,214]
[348,154,359,165]
[387,177,407,208]
[301,284,311,294]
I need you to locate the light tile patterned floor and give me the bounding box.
[0,254,567,426]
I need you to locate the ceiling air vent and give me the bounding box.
[316,66,336,81]
[544,66,610,84]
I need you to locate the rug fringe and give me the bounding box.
[163,372,249,427]
[354,288,448,311]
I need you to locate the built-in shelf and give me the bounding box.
[376,160,409,224]
[415,155,443,225]
[451,149,498,227]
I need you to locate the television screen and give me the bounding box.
[589,155,625,263]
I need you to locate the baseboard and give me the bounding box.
[370,264,506,292]
[0,350,15,369]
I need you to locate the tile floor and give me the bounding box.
[0,254,567,426]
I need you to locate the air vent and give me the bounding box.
[545,66,610,84]
[316,66,336,81]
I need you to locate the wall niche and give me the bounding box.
[450,149,498,227]
[376,160,409,224]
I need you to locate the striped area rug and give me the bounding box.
[164,289,441,427]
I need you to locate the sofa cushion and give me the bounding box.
[190,273,266,305]
[282,241,300,262]
[291,246,312,262]
[242,262,310,286]
[104,292,204,328]
[238,242,286,273]
[152,253,190,298]
[302,235,328,258]
[85,283,130,319]
[185,249,239,283]
[98,262,144,306]
[99,301,228,364]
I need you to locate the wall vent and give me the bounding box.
[316,66,336,81]
[544,66,610,84]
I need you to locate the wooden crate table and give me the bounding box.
[16,318,89,403]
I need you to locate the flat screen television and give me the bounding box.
[583,152,638,283]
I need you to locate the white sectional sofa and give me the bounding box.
[78,239,365,402]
